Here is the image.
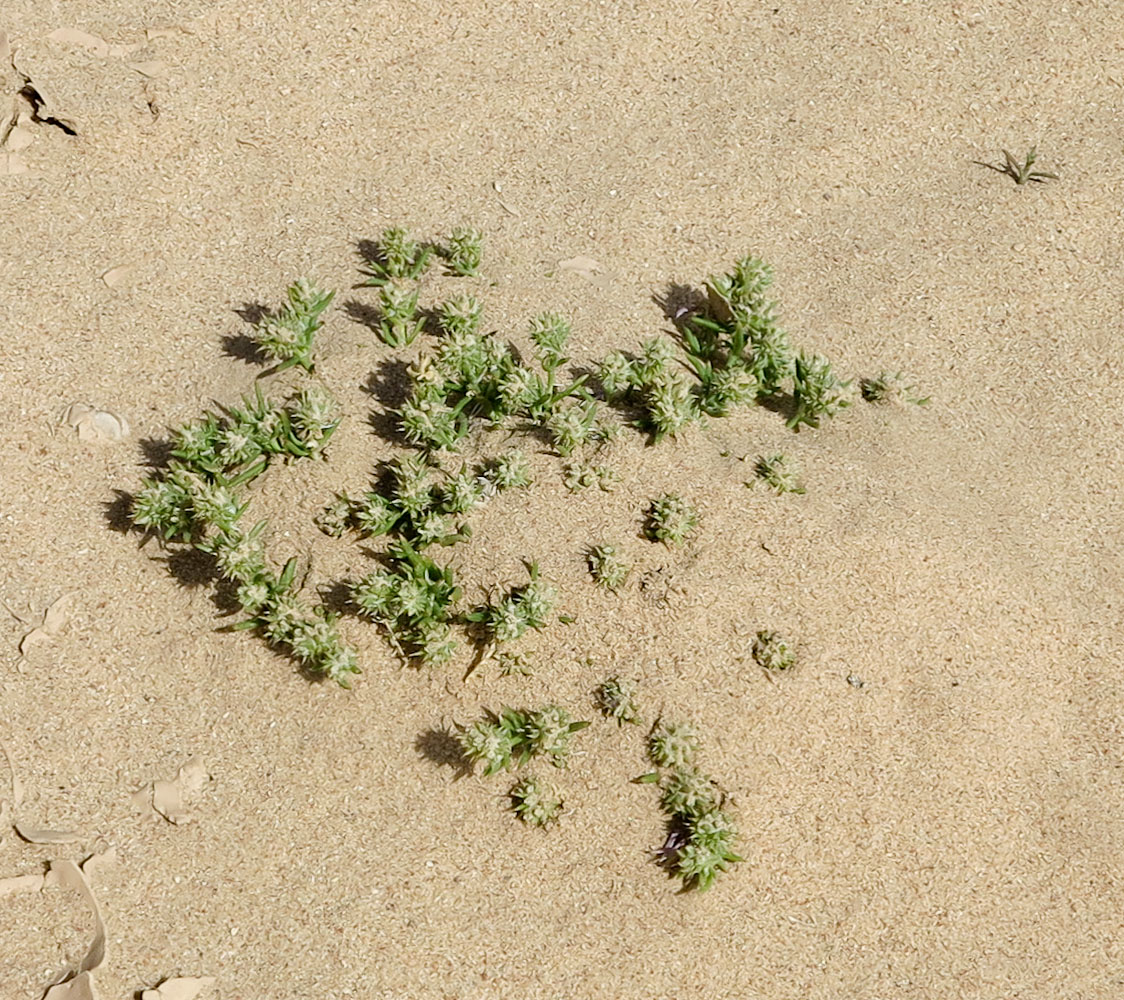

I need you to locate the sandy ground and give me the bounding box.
[1,1,1122,997]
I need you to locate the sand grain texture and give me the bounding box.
[1,1,1121,997]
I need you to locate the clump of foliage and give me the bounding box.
[562,461,619,493]
[685,255,793,411]
[352,540,462,665]
[751,629,796,671]
[464,562,558,645]
[648,721,700,769]
[637,721,742,891]
[130,319,359,686]
[587,544,630,590]
[440,226,484,277]
[396,311,604,455]
[595,675,640,726]
[644,494,699,546]
[752,453,805,495]
[860,370,929,407]
[360,226,434,285]
[375,283,426,348]
[787,352,852,431]
[457,705,590,775]
[251,278,336,374]
[597,337,697,442]
[509,775,563,827]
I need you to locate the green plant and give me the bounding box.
[587,544,630,590]
[639,723,742,891]
[752,453,805,495]
[752,629,795,671]
[860,370,930,406]
[989,146,1058,185]
[562,462,619,493]
[644,494,699,546]
[496,650,535,676]
[509,775,563,827]
[376,283,426,348]
[680,255,794,406]
[595,675,640,726]
[648,721,700,769]
[457,705,590,775]
[672,808,743,891]
[787,352,852,431]
[352,540,462,664]
[441,226,484,277]
[465,562,557,644]
[361,226,433,285]
[315,493,354,537]
[486,448,532,491]
[435,294,483,338]
[252,278,335,374]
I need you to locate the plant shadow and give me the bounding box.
[414,726,474,780]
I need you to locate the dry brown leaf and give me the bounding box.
[101,263,136,288]
[0,872,45,895]
[140,976,216,1000]
[44,859,107,973]
[44,971,100,1000]
[128,60,168,78]
[46,28,109,57]
[14,822,82,844]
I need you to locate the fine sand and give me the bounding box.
[1,2,1121,998]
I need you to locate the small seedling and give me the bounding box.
[466,563,557,644]
[644,494,699,546]
[648,721,700,769]
[376,283,426,348]
[509,776,563,827]
[496,650,535,677]
[860,370,929,407]
[587,544,630,590]
[640,723,743,891]
[435,294,483,338]
[984,146,1059,186]
[595,676,640,726]
[752,629,795,671]
[485,449,533,491]
[457,705,590,774]
[252,278,335,374]
[752,453,805,495]
[315,493,353,537]
[787,352,852,431]
[441,226,484,277]
[361,226,433,285]
[562,462,619,493]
